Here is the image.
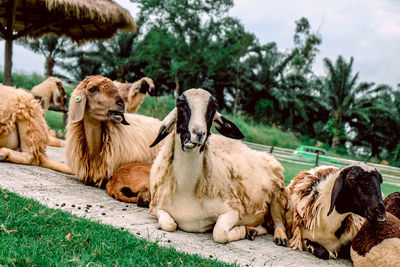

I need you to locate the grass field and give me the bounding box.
[0,189,230,267]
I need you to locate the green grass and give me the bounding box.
[0,189,230,267]
[45,110,65,133]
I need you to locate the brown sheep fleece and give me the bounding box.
[384,192,400,219]
[351,212,400,266]
[106,162,151,207]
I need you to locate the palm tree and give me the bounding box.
[322,56,390,150]
[16,36,70,77]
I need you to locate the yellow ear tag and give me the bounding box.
[75,96,82,103]
[56,93,60,97]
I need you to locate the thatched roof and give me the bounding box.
[0,0,136,43]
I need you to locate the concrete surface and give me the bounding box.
[0,145,351,266]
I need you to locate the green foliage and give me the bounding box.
[0,189,231,266]
[0,71,44,90]
[137,95,176,120]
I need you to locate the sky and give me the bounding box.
[1,0,399,89]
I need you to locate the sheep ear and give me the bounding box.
[213,112,244,139]
[327,171,346,216]
[150,108,177,147]
[69,90,87,123]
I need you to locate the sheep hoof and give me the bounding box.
[246,229,258,241]
[274,237,288,247]
[305,239,330,260]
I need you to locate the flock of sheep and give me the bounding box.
[0,75,399,266]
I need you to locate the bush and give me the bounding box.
[0,71,44,90]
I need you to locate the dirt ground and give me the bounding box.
[0,145,350,266]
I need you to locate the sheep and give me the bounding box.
[31,77,67,112]
[148,88,288,245]
[65,75,163,188]
[350,192,400,266]
[31,77,68,148]
[0,84,72,174]
[384,191,400,219]
[113,77,155,113]
[285,164,386,260]
[106,162,151,207]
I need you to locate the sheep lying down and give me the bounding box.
[351,192,400,266]
[66,76,163,188]
[0,84,71,174]
[149,88,288,245]
[285,164,386,260]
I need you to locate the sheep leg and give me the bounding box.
[213,210,246,243]
[156,209,177,232]
[39,154,73,174]
[245,225,268,241]
[270,196,288,246]
[0,147,37,165]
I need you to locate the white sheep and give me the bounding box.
[113,77,155,113]
[0,83,72,173]
[65,75,163,188]
[286,164,386,260]
[350,192,400,266]
[149,88,288,244]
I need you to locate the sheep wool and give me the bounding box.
[0,84,48,161]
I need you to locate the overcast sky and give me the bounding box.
[1,0,399,89]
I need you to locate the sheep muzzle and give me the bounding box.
[108,110,130,125]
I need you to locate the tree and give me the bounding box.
[291,17,322,75]
[321,56,390,150]
[132,0,234,96]
[16,36,70,77]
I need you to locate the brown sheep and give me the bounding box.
[65,76,163,188]
[106,162,151,207]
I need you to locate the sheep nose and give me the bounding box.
[193,128,205,138]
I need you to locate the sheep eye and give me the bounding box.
[89,86,99,93]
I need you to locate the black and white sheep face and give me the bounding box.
[176,90,218,152]
[150,88,244,152]
[328,165,386,223]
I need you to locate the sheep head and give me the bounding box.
[45,77,67,109]
[69,76,129,125]
[328,164,386,223]
[137,77,156,96]
[150,88,244,152]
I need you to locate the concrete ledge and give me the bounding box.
[0,145,350,266]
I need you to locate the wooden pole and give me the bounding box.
[3,0,18,85]
[315,151,320,167]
